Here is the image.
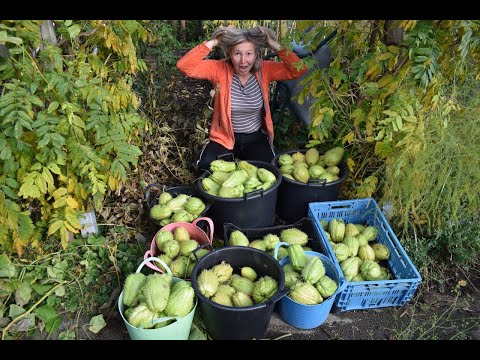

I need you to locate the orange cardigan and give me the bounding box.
[176,42,308,150]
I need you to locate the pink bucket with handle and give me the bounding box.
[143,217,214,274]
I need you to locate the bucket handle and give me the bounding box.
[265,288,289,306]
[273,242,291,260]
[137,315,181,330]
[136,256,173,277]
[306,178,327,187]
[242,188,265,201]
[216,152,235,162]
[192,216,214,244]
[191,242,215,261]
[336,277,348,295]
[144,183,163,209]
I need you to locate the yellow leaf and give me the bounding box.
[64,221,79,233]
[342,131,355,145]
[68,178,76,193]
[42,168,54,189]
[65,213,81,228]
[388,45,399,54]
[52,187,68,199]
[60,226,69,249]
[311,114,324,127]
[35,174,47,194]
[48,220,64,235]
[388,55,398,71]
[53,197,67,208]
[66,196,79,209]
[347,158,355,173]
[458,280,467,287]
[108,176,118,191]
[378,52,392,61]
[47,162,62,175]
[365,66,377,78]
[377,75,393,88]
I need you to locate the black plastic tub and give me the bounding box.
[144,184,211,227]
[271,149,349,223]
[196,161,282,236]
[190,246,286,340]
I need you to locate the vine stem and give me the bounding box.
[1,281,67,340]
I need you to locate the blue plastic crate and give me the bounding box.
[308,198,422,312]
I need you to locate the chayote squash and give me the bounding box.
[305,148,320,166]
[329,219,346,243]
[288,244,310,270]
[232,291,254,307]
[123,273,147,307]
[280,228,309,246]
[237,160,259,178]
[164,280,195,317]
[372,243,390,260]
[143,273,171,313]
[315,275,338,299]
[212,261,233,283]
[358,244,376,261]
[230,274,254,296]
[211,292,233,306]
[289,282,323,305]
[210,159,236,173]
[252,275,278,304]
[301,256,326,284]
[197,269,219,298]
[127,303,157,329]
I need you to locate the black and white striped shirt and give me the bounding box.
[231,73,263,134]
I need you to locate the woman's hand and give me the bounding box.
[258,26,281,51]
[205,38,219,50]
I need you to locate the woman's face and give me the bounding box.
[229,41,256,76]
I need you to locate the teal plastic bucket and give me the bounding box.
[118,257,197,340]
[274,243,347,329]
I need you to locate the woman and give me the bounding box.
[177,26,308,171]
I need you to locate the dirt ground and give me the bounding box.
[66,278,480,342]
[67,66,480,343]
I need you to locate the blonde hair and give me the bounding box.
[211,26,277,72]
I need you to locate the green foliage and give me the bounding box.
[133,21,180,121]
[0,229,144,339]
[293,20,479,199]
[0,20,150,253]
[287,20,480,266]
[384,74,480,240]
[272,107,309,152]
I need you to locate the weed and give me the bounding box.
[0,228,145,340]
[390,292,480,340]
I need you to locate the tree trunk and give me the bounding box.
[180,20,186,42]
[197,20,204,39]
[171,20,178,35]
[40,20,57,47]
[279,20,288,40]
[383,20,404,45]
[40,20,57,70]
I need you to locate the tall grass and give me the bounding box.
[383,76,480,268]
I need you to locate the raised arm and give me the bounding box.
[258,26,308,82]
[176,40,221,81]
